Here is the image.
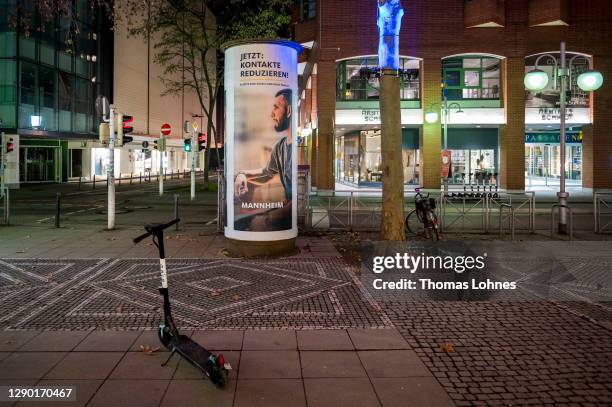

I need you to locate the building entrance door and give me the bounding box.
[19,146,59,182]
[525,144,582,187]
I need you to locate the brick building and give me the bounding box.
[293,0,612,191]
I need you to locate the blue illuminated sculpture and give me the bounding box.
[377,0,404,70]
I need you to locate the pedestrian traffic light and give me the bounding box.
[116,113,134,147]
[5,137,14,153]
[154,137,166,151]
[197,132,206,151]
[183,138,192,152]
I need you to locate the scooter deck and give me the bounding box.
[172,335,213,371]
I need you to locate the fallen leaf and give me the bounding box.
[210,291,220,297]
[115,304,123,313]
[441,342,455,353]
[46,272,53,281]
[232,294,241,301]
[139,345,160,355]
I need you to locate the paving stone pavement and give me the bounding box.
[382,300,612,406]
[0,257,389,330]
[0,329,455,407]
[1,242,611,405]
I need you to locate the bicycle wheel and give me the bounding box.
[427,212,442,241]
[405,209,425,236]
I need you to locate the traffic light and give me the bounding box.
[153,137,166,151]
[197,132,206,151]
[116,113,134,147]
[183,138,192,152]
[5,137,14,153]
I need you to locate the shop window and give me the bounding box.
[299,0,316,21]
[337,57,420,101]
[442,56,501,100]
[74,77,89,132]
[0,59,17,127]
[0,0,17,58]
[58,17,74,72]
[39,67,58,131]
[40,18,57,66]
[58,72,73,131]
[18,62,37,128]
[524,53,590,108]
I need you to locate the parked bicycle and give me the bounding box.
[405,188,442,240]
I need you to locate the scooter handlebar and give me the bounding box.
[133,231,152,244]
[133,218,180,244]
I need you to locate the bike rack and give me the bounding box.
[550,204,574,241]
[498,203,515,241]
[487,192,535,234]
[439,193,487,233]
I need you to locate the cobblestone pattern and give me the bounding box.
[0,258,389,330]
[382,300,612,406]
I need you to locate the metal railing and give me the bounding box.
[486,191,535,234]
[594,192,612,233]
[551,204,574,241]
[438,191,534,234]
[73,170,204,190]
[498,203,515,241]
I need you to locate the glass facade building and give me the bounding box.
[0,0,112,183]
[1,0,102,134]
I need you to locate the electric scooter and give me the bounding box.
[133,218,230,387]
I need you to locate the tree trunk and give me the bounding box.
[379,71,405,241]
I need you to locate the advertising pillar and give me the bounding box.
[223,40,302,256]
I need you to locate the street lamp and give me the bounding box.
[424,100,463,190]
[524,41,604,234]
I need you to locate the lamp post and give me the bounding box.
[524,41,603,234]
[425,100,463,189]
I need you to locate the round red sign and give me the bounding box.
[161,123,171,136]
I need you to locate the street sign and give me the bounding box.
[161,123,172,136]
[192,121,199,131]
[142,141,149,149]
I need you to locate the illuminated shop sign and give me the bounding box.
[525,107,590,124]
[525,132,582,144]
[336,109,422,125]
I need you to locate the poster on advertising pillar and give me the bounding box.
[223,40,302,242]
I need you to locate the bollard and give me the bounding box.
[174,194,180,230]
[118,173,122,186]
[2,188,9,225]
[130,172,133,185]
[55,193,61,228]
[78,176,82,191]
[93,174,96,189]
[140,172,142,184]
